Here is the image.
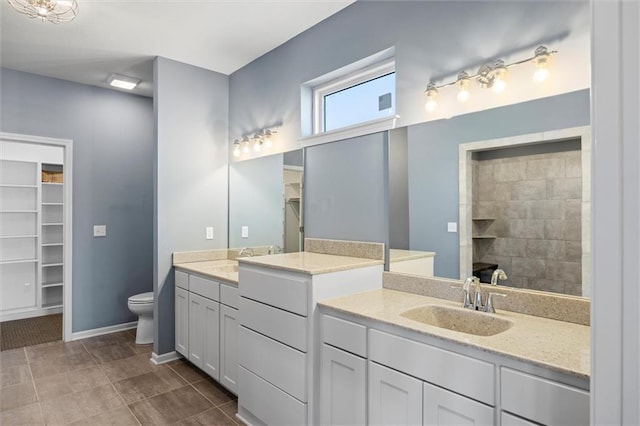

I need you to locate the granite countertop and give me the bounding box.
[237,251,384,275]
[319,288,590,379]
[389,249,436,262]
[174,259,239,285]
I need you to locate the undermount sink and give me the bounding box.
[400,304,514,336]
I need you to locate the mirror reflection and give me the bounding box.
[228,149,303,253]
[389,90,591,298]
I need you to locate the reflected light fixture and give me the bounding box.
[108,74,140,90]
[252,134,263,152]
[424,82,438,112]
[232,140,241,158]
[263,129,274,148]
[423,45,557,112]
[7,0,79,23]
[241,136,250,154]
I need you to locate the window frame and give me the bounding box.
[312,58,396,135]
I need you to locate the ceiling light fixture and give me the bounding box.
[7,0,79,24]
[108,74,140,90]
[424,45,557,111]
[232,140,241,158]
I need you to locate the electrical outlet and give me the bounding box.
[93,225,107,237]
[447,222,457,233]
[241,226,249,238]
[206,227,214,240]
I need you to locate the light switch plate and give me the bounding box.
[447,222,457,233]
[241,226,249,238]
[94,225,107,237]
[206,227,214,240]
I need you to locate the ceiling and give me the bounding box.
[0,0,356,97]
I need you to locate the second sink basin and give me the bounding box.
[400,304,514,336]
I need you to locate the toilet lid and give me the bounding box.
[128,292,154,304]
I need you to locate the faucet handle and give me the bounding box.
[485,292,506,313]
[452,286,473,309]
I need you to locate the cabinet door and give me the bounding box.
[321,344,366,426]
[188,292,205,368]
[369,361,423,426]
[423,382,493,426]
[500,412,538,426]
[202,296,220,380]
[220,304,238,394]
[175,286,189,356]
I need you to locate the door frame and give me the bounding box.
[0,132,74,341]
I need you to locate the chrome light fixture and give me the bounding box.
[232,140,241,158]
[231,128,278,158]
[7,0,79,24]
[424,45,557,112]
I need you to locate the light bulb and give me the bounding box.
[533,67,549,83]
[492,78,506,93]
[491,60,507,93]
[264,137,272,148]
[233,145,241,157]
[456,72,471,103]
[242,142,249,154]
[254,140,262,152]
[424,82,438,112]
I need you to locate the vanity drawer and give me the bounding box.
[239,297,308,352]
[239,366,307,426]
[220,283,239,309]
[369,329,495,405]
[239,266,309,316]
[238,326,307,402]
[189,275,219,301]
[175,270,189,290]
[322,314,367,357]
[501,368,589,425]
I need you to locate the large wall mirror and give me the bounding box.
[388,89,591,298]
[228,149,304,253]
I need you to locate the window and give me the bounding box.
[312,58,396,134]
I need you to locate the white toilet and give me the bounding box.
[127,292,154,344]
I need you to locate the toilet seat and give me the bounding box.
[128,292,153,304]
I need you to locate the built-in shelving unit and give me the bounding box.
[0,159,65,320]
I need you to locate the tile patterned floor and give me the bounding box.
[0,330,240,425]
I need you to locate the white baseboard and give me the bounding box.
[1,306,63,323]
[71,321,137,341]
[151,351,182,365]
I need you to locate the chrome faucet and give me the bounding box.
[238,247,254,257]
[490,268,508,286]
[268,245,282,255]
[461,276,479,309]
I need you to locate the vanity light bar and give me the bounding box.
[424,46,557,111]
[232,128,278,158]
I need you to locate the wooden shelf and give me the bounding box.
[0,259,38,265]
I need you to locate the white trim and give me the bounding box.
[457,126,591,295]
[70,321,137,341]
[151,351,182,365]
[0,132,73,342]
[300,115,399,148]
[0,306,62,322]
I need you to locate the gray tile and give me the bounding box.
[565,241,582,263]
[68,406,139,426]
[489,238,527,258]
[565,151,582,178]
[128,385,211,425]
[546,261,582,284]
[507,220,545,239]
[510,180,547,201]
[40,383,124,425]
[474,201,496,219]
[176,407,237,426]
[0,382,37,412]
[218,400,240,425]
[33,365,109,402]
[511,257,546,279]
[526,157,565,180]
[544,220,582,242]
[564,282,585,297]
[477,182,496,202]
[168,360,208,384]
[113,367,187,404]
[100,353,157,382]
[478,163,494,185]
[498,201,528,219]
[0,402,43,425]
[80,331,132,350]
[0,364,31,388]
[526,239,566,260]
[192,378,235,406]
[29,350,96,379]
[494,163,526,182]
[87,343,137,364]
[526,200,565,220]
[565,199,582,219]
[25,341,87,364]
[547,178,582,200]
[0,349,27,370]
[528,278,568,294]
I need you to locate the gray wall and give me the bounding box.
[388,128,409,250]
[229,154,284,248]
[0,68,154,332]
[407,89,590,278]
[229,0,589,151]
[154,57,229,355]
[305,132,388,244]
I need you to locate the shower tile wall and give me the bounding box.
[472,150,582,296]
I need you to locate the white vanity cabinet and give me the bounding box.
[237,261,383,426]
[320,311,589,426]
[174,269,239,394]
